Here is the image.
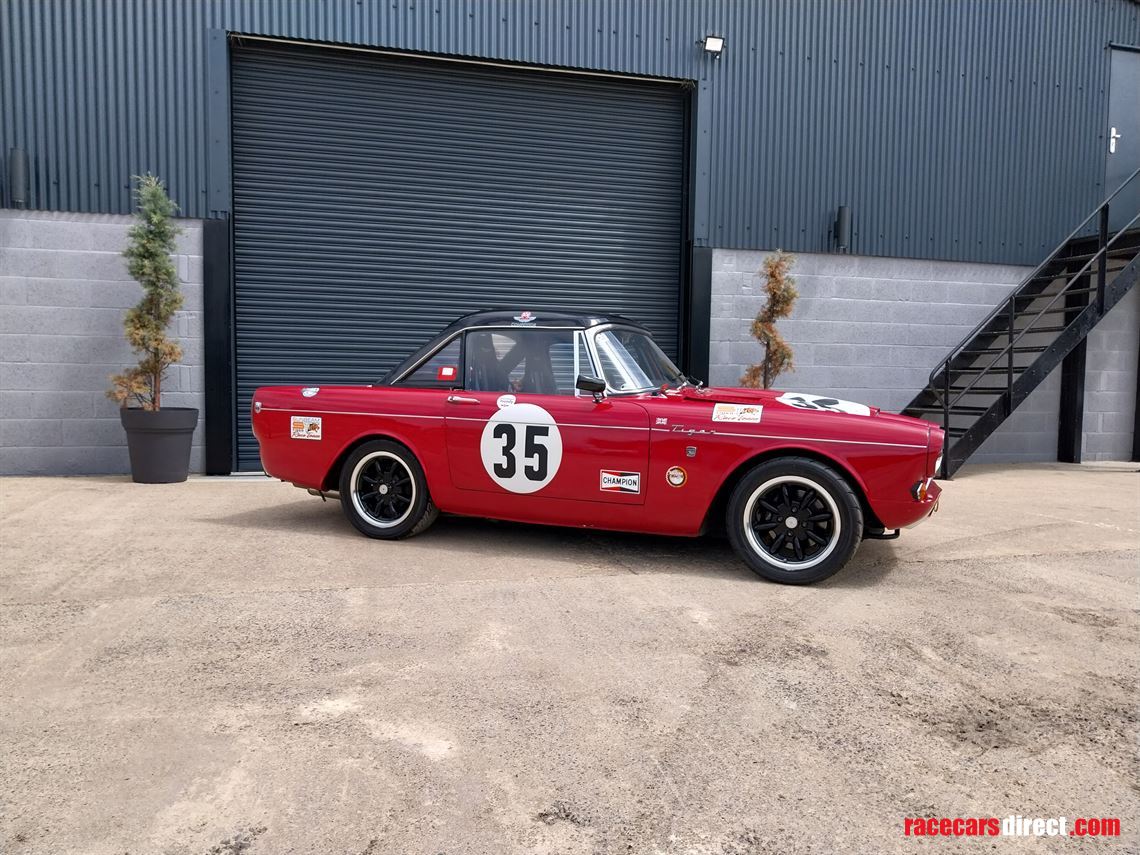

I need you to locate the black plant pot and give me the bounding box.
[120,407,199,484]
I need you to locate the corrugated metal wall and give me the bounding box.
[2,0,1139,264]
[230,42,685,469]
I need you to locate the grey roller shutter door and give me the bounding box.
[231,43,685,470]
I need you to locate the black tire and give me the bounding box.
[726,456,863,584]
[338,440,438,539]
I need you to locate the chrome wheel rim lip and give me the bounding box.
[742,475,841,570]
[350,451,416,529]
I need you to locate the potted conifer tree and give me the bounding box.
[109,174,199,483]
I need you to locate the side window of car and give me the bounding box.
[549,332,594,395]
[465,329,582,394]
[399,337,462,388]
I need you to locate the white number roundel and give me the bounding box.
[479,403,564,494]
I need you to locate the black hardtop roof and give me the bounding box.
[439,309,649,332]
[380,309,650,385]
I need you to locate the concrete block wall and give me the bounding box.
[709,248,1061,462]
[970,370,1062,464]
[710,248,1140,464]
[0,210,204,475]
[1082,285,1139,461]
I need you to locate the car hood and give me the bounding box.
[678,385,879,412]
[676,385,935,431]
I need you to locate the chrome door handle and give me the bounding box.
[447,394,481,404]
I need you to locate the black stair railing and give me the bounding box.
[926,167,1140,478]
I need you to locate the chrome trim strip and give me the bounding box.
[259,407,444,420]
[650,428,924,448]
[261,408,922,446]
[448,416,645,431]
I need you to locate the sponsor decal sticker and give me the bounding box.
[712,403,763,423]
[436,365,458,382]
[600,470,641,494]
[776,392,872,416]
[497,394,516,409]
[480,403,564,494]
[666,466,687,487]
[290,415,322,440]
[512,310,537,324]
[301,386,319,398]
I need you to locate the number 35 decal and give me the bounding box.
[480,403,564,494]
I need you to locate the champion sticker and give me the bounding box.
[290,415,322,440]
[497,394,516,409]
[600,470,641,494]
[436,365,458,382]
[712,403,763,423]
[666,466,687,487]
[480,403,563,494]
[776,392,871,417]
[301,386,320,398]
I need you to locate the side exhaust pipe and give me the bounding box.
[302,487,339,501]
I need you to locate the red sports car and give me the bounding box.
[252,310,942,584]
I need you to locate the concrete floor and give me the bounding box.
[1,463,1137,854]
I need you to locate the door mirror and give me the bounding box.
[575,374,607,400]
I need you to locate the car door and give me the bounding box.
[444,327,650,505]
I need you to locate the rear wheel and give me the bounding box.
[338,440,438,539]
[726,456,862,584]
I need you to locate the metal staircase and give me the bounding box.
[904,168,1140,477]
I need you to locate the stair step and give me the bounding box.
[1014,286,1097,300]
[946,427,969,438]
[1019,306,1079,316]
[907,405,989,416]
[1014,324,1068,334]
[947,385,1008,394]
[1011,302,1094,315]
[1051,247,1138,264]
[948,363,1027,374]
[958,345,1048,355]
[1025,259,1130,283]
[984,324,1067,336]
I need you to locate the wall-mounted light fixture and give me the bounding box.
[702,35,725,57]
[834,205,851,252]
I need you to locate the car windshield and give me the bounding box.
[593,328,687,392]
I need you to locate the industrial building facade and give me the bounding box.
[2,0,1138,474]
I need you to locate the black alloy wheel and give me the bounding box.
[338,439,438,539]
[726,456,863,584]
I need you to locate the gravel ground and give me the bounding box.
[1,463,1137,854]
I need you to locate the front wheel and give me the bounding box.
[726,456,863,584]
[338,440,438,539]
